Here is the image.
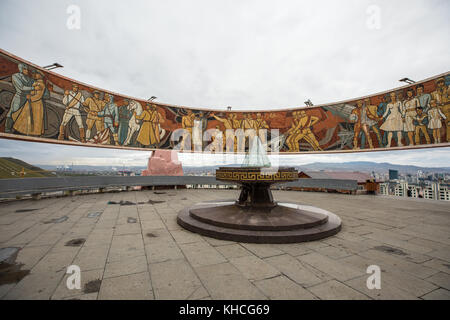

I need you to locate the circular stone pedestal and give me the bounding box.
[177,201,341,243]
[177,167,342,244]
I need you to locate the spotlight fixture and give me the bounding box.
[43,63,63,70]
[399,78,416,84]
[304,99,314,107]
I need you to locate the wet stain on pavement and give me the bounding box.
[43,216,68,224]
[84,279,102,293]
[120,201,135,206]
[107,201,135,206]
[145,199,165,205]
[15,208,39,213]
[87,212,102,218]
[0,247,30,285]
[374,245,407,256]
[65,238,86,247]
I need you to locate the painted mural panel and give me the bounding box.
[0,49,449,153]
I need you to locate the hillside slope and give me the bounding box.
[0,157,53,179]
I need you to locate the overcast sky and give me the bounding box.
[0,0,449,167]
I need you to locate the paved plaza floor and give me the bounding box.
[0,189,449,300]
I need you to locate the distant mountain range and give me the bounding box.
[38,161,450,175]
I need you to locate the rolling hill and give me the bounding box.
[0,157,54,179]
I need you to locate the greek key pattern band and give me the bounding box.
[216,170,298,182]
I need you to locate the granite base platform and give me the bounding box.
[177,200,342,244]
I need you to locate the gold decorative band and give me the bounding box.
[216,169,298,182]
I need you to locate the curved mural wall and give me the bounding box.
[0,49,449,153]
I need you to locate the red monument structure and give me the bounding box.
[142,150,183,176]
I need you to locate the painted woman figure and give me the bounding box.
[402,88,418,145]
[427,99,447,144]
[13,69,46,136]
[150,104,164,145]
[380,91,404,147]
[135,103,162,147]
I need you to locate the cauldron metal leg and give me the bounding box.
[237,183,275,208]
[237,184,250,205]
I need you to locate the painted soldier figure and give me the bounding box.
[180,109,195,151]
[118,99,132,145]
[97,93,119,145]
[60,83,85,142]
[431,78,450,141]
[211,112,235,152]
[13,70,46,136]
[5,63,33,133]
[82,90,106,140]
[292,110,322,151]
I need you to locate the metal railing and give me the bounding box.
[0,176,358,198]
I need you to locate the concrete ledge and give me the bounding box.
[0,176,358,198]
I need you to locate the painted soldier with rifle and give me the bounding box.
[59,83,85,142]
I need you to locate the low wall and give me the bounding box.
[0,176,358,198]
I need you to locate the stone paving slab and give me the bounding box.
[150,259,207,300]
[425,272,450,291]
[264,254,329,287]
[98,272,154,300]
[104,255,148,279]
[253,275,317,300]
[0,189,449,300]
[72,244,110,271]
[228,255,280,281]
[345,275,419,300]
[296,252,365,282]
[308,280,370,300]
[145,236,184,264]
[216,244,252,259]
[195,262,267,300]
[179,241,227,268]
[421,288,450,300]
[52,268,103,299]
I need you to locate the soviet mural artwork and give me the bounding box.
[0,49,449,153]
